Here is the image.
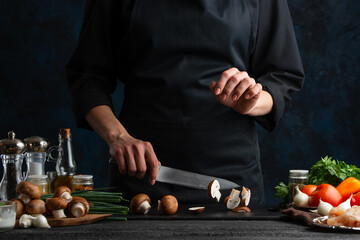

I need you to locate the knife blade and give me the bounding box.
[109,157,240,190]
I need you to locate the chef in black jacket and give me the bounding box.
[66,0,304,206]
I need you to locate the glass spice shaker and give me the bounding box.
[288,169,309,203]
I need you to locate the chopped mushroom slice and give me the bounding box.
[130,194,151,214]
[188,207,205,214]
[16,181,41,204]
[241,187,251,207]
[46,197,68,218]
[68,196,89,218]
[207,180,221,202]
[224,189,241,209]
[232,206,251,213]
[53,186,72,203]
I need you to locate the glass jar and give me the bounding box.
[288,169,308,203]
[47,171,57,193]
[27,175,49,194]
[72,175,94,191]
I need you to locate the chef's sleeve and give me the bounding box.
[249,0,305,131]
[66,0,120,129]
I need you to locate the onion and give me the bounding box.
[318,199,333,216]
[293,186,309,207]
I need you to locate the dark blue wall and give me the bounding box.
[1,0,359,206]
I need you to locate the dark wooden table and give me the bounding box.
[1,205,359,239]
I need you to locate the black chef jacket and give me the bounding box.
[66,0,304,207]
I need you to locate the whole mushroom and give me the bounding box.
[10,198,25,218]
[130,194,151,214]
[68,196,89,218]
[53,186,72,203]
[158,195,178,215]
[16,181,41,204]
[26,199,46,216]
[46,197,68,218]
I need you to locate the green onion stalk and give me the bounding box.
[41,188,129,221]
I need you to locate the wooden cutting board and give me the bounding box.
[15,214,112,228]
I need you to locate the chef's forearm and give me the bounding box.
[85,105,128,145]
[247,90,274,117]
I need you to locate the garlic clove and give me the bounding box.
[317,199,333,216]
[19,214,33,228]
[337,195,352,210]
[293,186,309,207]
[32,214,51,228]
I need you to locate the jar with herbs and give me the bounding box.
[72,175,94,191]
[288,169,309,203]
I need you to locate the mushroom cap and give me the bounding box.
[26,199,46,214]
[46,197,68,211]
[10,198,25,219]
[53,186,71,197]
[16,181,41,199]
[68,196,89,217]
[130,194,151,213]
[158,195,178,215]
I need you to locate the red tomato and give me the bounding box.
[308,183,342,207]
[301,185,317,196]
[351,192,360,206]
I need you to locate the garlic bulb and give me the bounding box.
[338,195,352,210]
[19,214,33,228]
[32,215,51,228]
[293,186,309,207]
[317,199,333,216]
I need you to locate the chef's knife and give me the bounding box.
[109,157,240,190]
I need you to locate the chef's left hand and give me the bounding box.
[210,67,272,116]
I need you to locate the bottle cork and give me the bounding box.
[60,128,71,138]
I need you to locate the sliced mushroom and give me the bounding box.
[188,207,205,214]
[53,186,72,203]
[46,197,68,218]
[16,181,41,204]
[26,199,46,216]
[10,198,25,219]
[241,186,251,206]
[68,196,89,218]
[207,180,221,202]
[232,206,251,213]
[158,195,178,215]
[130,194,151,214]
[224,189,241,209]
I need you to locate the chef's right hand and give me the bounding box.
[84,105,160,185]
[109,133,160,185]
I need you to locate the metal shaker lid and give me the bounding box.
[24,136,49,152]
[0,131,26,154]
